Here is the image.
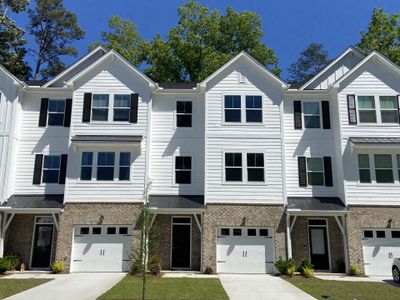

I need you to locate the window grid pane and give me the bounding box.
[92,94,109,121]
[225,153,242,181]
[374,154,393,183]
[175,156,192,184]
[48,100,65,126]
[42,155,60,183]
[81,152,93,180]
[176,101,192,127]
[224,95,241,122]
[113,95,130,122]
[358,96,377,123]
[119,152,131,181]
[97,152,115,181]
[306,157,324,186]
[303,102,321,128]
[245,96,262,123]
[247,153,265,182]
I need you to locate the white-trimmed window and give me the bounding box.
[92,94,109,121]
[379,96,398,123]
[225,153,243,182]
[224,95,241,123]
[80,152,93,181]
[245,96,262,123]
[119,152,131,181]
[374,154,393,183]
[176,101,192,127]
[42,155,61,183]
[97,152,115,181]
[357,154,371,183]
[247,153,265,182]
[357,96,376,123]
[303,102,321,128]
[113,94,130,122]
[175,156,192,184]
[48,100,65,126]
[306,157,324,186]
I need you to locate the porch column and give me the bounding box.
[335,215,349,273]
[0,213,3,257]
[286,214,292,259]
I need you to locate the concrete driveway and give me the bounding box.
[4,273,125,300]
[219,274,316,300]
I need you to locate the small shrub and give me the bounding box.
[348,264,361,276]
[0,258,11,274]
[148,255,162,277]
[204,266,214,274]
[275,257,297,276]
[4,253,21,271]
[51,261,64,274]
[298,258,314,278]
[302,266,314,278]
[130,256,143,275]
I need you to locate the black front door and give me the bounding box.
[31,224,54,268]
[309,226,330,270]
[171,220,191,269]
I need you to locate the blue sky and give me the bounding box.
[11,0,400,79]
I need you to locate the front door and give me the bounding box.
[171,217,191,269]
[31,224,54,268]
[309,226,330,270]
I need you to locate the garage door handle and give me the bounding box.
[217,261,226,263]
[73,260,82,262]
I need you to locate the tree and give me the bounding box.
[287,43,330,84]
[89,16,145,67]
[144,0,279,82]
[0,0,30,79]
[28,0,85,80]
[357,8,400,65]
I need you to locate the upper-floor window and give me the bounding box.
[119,152,131,181]
[303,102,321,128]
[374,154,393,183]
[224,95,241,123]
[97,152,115,181]
[306,157,324,186]
[357,153,396,184]
[42,155,61,183]
[176,101,192,127]
[92,94,109,121]
[225,152,265,183]
[48,100,65,126]
[357,154,371,183]
[357,95,399,124]
[175,156,191,184]
[80,152,93,180]
[113,95,131,122]
[246,96,262,123]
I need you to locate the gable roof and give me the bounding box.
[332,50,400,88]
[200,51,288,88]
[64,49,156,88]
[299,46,365,90]
[0,64,26,87]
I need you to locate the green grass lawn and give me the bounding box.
[286,277,400,300]
[98,276,229,300]
[0,279,51,299]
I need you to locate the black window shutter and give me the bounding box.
[322,101,331,129]
[298,156,307,187]
[397,95,400,124]
[347,94,357,125]
[82,93,92,122]
[38,98,49,127]
[64,98,72,127]
[130,93,139,123]
[293,101,302,129]
[33,154,43,184]
[59,154,68,184]
[323,156,333,187]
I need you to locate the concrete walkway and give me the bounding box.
[219,274,316,300]
[4,273,125,300]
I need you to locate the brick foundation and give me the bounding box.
[202,203,286,273]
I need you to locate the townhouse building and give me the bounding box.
[0,45,399,277]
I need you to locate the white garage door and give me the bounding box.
[71,225,132,272]
[362,229,400,276]
[217,227,275,274]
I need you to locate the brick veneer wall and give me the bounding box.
[347,205,400,274]
[153,215,201,270]
[291,216,345,272]
[55,203,142,272]
[202,204,286,273]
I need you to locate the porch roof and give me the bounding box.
[1,194,64,213]
[287,197,348,215]
[148,195,205,213]
[71,135,142,144]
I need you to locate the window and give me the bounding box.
[175,156,192,184]
[303,102,321,128]
[392,231,400,238]
[92,227,101,235]
[221,228,230,236]
[224,95,241,122]
[97,152,115,181]
[80,152,93,180]
[357,96,376,123]
[119,152,131,181]
[306,158,324,186]
[225,153,242,181]
[233,228,242,236]
[380,96,398,123]
[48,100,65,126]
[113,94,130,122]
[107,227,116,235]
[376,231,386,238]
[80,227,89,235]
[308,219,327,226]
[363,230,373,238]
[397,155,400,180]
[42,155,60,183]
[245,96,262,123]
[259,229,269,236]
[358,154,371,183]
[119,227,128,235]
[247,229,256,236]
[374,154,393,183]
[176,101,192,127]
[247,153,264,182]
[92,94,109,121]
